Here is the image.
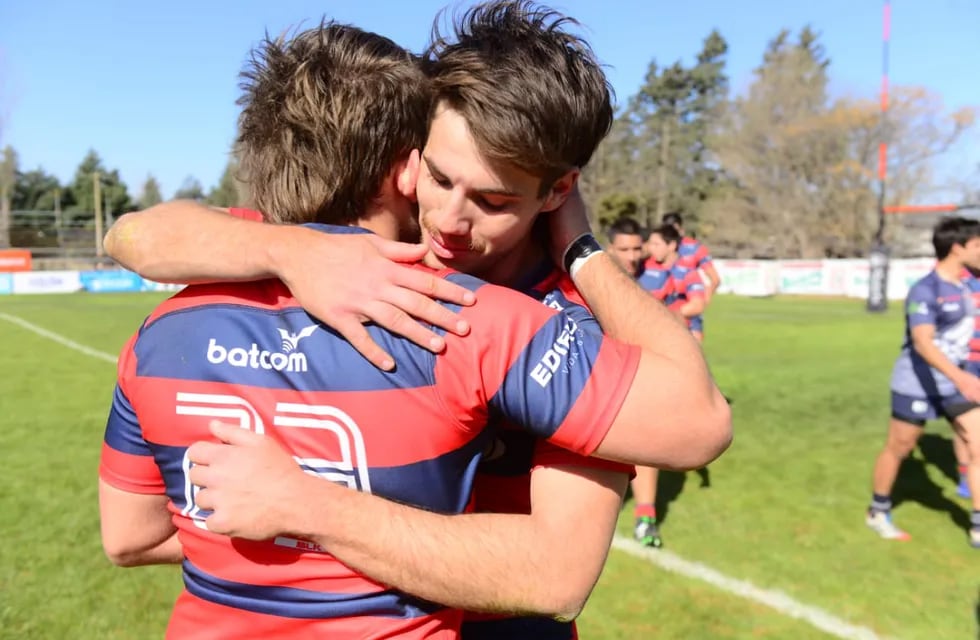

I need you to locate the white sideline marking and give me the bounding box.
[0,312,117,364]
[612,536,892,640]
[0,311,893,640]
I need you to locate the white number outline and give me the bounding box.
[174,393,371,538]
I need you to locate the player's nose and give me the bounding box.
[432,200,472,236]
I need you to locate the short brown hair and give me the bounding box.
[650,224,681,247]
[236,21,431,225]
[422,1,613,195]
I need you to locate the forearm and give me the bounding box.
[99,480,181,567]
[104,201,286,283]
[679,298,705,318]
[287,476,576,617]
[704,266,721,294]
[114,532,183,567]
[913,340,966,383]
[708,275,721,294]
[575,253,709,380]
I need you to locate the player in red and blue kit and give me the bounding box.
[658,212,719,342]
[605,218,665,547]
[642,224,706,332]
[627,222,707,549]
[959,266,980,498]
[100,221,642,639]
[460,259,633,640]
[97,20,646,638]
[101,12,731,637]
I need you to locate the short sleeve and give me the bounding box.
[683,270,705,298]
[906,282,938,329]
[695,242,712,268]
[99,336,165,494]
[531,439,634,478]
[434,279,641,456]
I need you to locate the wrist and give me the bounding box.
[562,233,604,278]
[264,224,302,281]
[285,473,347,542]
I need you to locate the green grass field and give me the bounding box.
[0,293,975,639]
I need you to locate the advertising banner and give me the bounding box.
[778,261,826,295]
[11,270,83,294]
[80,270,145,293]
[0,249,32,272]
[715,260,778,297]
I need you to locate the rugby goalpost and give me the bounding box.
[866,0,977,312]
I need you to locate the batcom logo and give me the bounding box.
[279,325,318,353]
[206,323,318,373]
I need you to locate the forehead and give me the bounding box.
[610,233,643,247]
[423,102,540,196]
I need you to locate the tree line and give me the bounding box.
[0,148,243,222]
[0,27,976,257]
[580,27,976,258]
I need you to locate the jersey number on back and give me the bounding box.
[173,392,371,545]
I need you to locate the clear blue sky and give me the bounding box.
[0,0,976,200]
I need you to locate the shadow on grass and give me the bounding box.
[623,466,713,526]
[891,435,970,532]
[918,432,960,485]
[655,467,712,525]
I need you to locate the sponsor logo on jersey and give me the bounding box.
[908,301,929,316]
[530,316,581,387]
[206,324,318,373]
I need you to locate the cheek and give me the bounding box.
[415,180,435,212]
[478,213,532,248]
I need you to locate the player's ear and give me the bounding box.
[540,168,580,212]
[395,149,421,202]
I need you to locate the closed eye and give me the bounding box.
[478,197,509,212]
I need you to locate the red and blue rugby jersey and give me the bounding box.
[961,267,980,365]
[99,225,641,640]
[675,236,712,271]
[637,261,704,328]
[462,262,633,640]
[637,261,675,302]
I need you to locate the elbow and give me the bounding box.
[697,389,733,466]
[102,220,121,260]
[528,559,601,621]
[530,582,589,623]
[552,601,586,625]
[101,530,165,568]
[102,539,143,567]
[676,389,732,471]
[103,214,140,270]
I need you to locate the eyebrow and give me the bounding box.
[422,155,522,199]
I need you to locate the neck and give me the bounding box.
[935,257,963,282]
[479,235,547,287]
[663,254,677,268]
[356,204,400,241]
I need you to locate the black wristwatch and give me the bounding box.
[562,233,603,274]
